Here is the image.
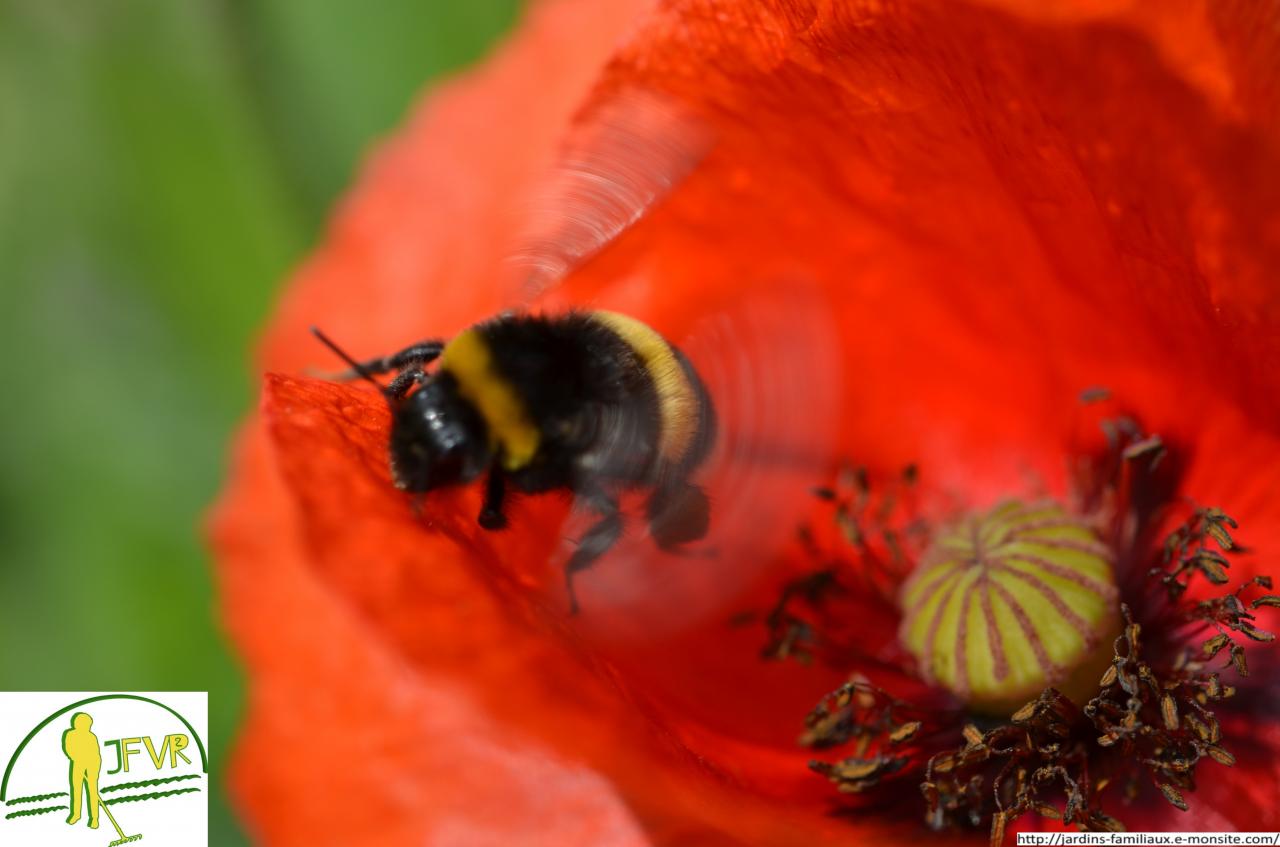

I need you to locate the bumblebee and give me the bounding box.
[314,311,716,611]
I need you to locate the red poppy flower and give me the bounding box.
[208,0,1280,844]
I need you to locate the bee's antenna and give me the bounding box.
[310,326,388,395]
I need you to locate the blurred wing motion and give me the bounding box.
[508,88,713,302]
[574,283,843,641]
[499,87,839,638]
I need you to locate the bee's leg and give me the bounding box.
[565,490,622,614]
[647,480,710,551]
[478,467,508,530]
[385,368,429,400]
[339,341,445,378]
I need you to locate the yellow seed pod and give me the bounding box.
[899,501,1119,715]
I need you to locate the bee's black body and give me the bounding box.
[323,311,716,610]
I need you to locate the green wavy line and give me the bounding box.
[6,791,68,805]
[105,787,200,805]
[5,804,68,820]
[102,774,202,793]
[3,786,200,818]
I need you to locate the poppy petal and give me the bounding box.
[210,411,649,846]
[258,0,660,375]
[555,0,1280,562]
[214,0,1280,840]
[216,375,970,845]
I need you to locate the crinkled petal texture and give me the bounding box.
[210,0,1280,843]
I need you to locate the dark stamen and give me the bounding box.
[803,678,935,794]
[800,502,1274,841]
[912,506,1274,840]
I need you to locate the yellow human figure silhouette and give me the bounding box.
[62,712,102,829]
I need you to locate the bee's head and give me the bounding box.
[307,327,492,492]
[389,374,492,492]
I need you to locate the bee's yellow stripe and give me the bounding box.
[592,311,697,464]
[439,329,539,470]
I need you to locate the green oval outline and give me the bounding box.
[1,694,207,801]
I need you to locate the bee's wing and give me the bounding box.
[569,281,844,641]
[498,89,840,636]
[505,88,713,304]
[680,286,844,482]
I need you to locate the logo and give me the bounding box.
[0,692,208,846]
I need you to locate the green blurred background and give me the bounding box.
[0,1,519,842]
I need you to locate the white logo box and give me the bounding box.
[0,692,208,847]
